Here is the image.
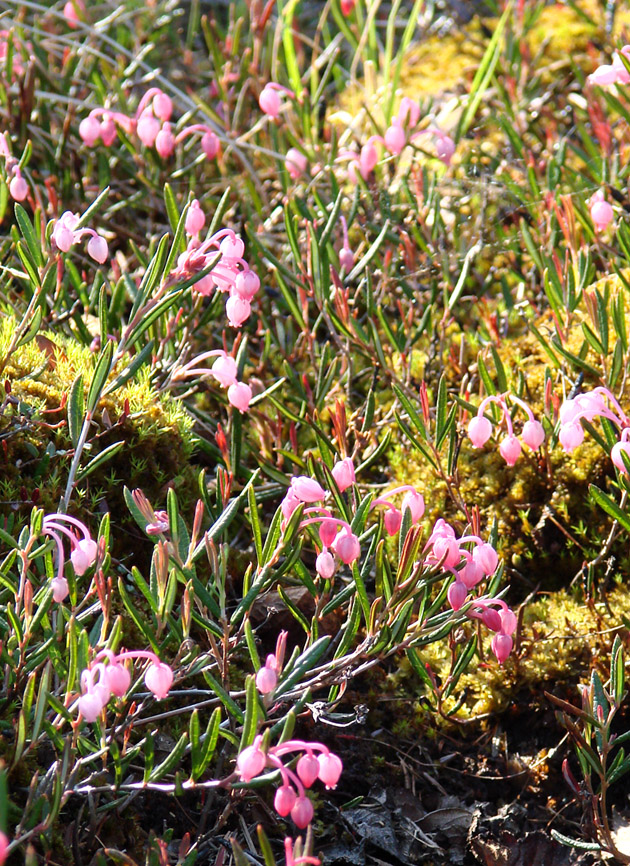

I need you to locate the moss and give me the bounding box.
[387,584,630,728]
[0,316,197,541]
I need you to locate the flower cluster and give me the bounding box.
[41,513,98,603]
[589,44,630,86]
[468,393,545,465]
[237,737,342,828]
[371,484,425,536]
[174,218,260,329]
[51,210,109,263]
[79,87,220,162]
[171,348,252,412]
[0,132,27,201]
[383,96,455,165]
[466,597,517,665]
[558,388,630,472]
[78,649,173,722]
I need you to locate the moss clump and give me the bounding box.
[392,584,630,724]
[0,316,196,538]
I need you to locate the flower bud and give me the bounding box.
[144,661,173,699]
[9,172,27,201]
[331,457,355,492]
[521,419,545,450]
[384,508,402,536]
[137,110,160,147]
[87,234,108,264]
[78,691,105,723]
[106,663,131,697]
[316,550,336,579]
[225,295,251,327]
[285,148,308,179]
[499,434,521,466]
[384,122,406,155]
[491,633,513,665]
[472,542,498,576]
[291,476,326,502]
[332,528,361,565]
[447,579,467,611]
[274,784,297,816]
[236,740,266,781]
[211,354,238,388]
[70,538,98,575]
[227,382,252,413]
[291,796,314,828]
[185,199,206,236]
[259,85,282,117]
[317,751,343,788]
[401,489,424,523]
[468,415,492,448]
[152,91,173,121]
[51,576,69,603]
[155,122,175,158]
[559,422,584,452]
[100,116,118,147]
[611,441,630,474]
[201,130,220,159]
[79,115,101,146]
[296,753,320,787]
[256,663,277,695]
[233,270,260,300]
[319,518,338,547]
[339,246,354,271]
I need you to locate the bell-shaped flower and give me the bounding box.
[317,751,343,789]
[499,434,521,466]
[315,550,336,579]
[145,661,173,699]
[286,148,308,179]
[468,415,492,448]
[291,796,314,829]
[236,737,266,781]
[332,527,361,565]
[185,199,206,236]
[70,537,98,575]
[275,784,298,816]
[227,381,252,413]
[291,476,326,503]
[331,457,355,492]
[521,419,545,450]
[296,753,320,787]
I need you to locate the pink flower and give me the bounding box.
[0,830,9,866]
[211,354,238,388]
[401,489,424,523]
[70,537,98,575]
[384,121,406,155]
[460,557,484,589]
[106,662,131,697]
[472,542,498,576]
[79,114,101,146]
[296,753,320,787]
[155,122,175,158]
[491,632,513,665]
[185,199,206,236]
[78,690,105,723]
[317,751,343,788]
[51,576,69,603]
[521,419,545,450]
[319,518,338,547]
[259,84,283,117]
[315,550,336,579]
[499,434,521,466]
[137,110,160,147]
[281,490,301,520]
[590,192,614,232]
[64,0,84,27]
[291,796,314,828]
[227,382,252,412]
[87,234,108,264]
[286,148,308,179]
[201,130,219,159]
[468,415,492,448]
[256,656,278,694]
[9,169,27,201]
[332,528,361,564]
[152,91,173,121]
[331,457,355,491]
[226,295,251,327]
[275,785,298,816]
[447,579,468,611]
[237,737,266,781]
[434,131,455,166]
[384,508,402,535]
[145,661,173,699]
[233,270,260,300]
[612,440,630,473]
[53,211,80,252]
[291,476,326,502]
[559,422,584,452]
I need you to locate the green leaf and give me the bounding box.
[589,485,630,534]
[86,340,114,414]
[15,203,43,267]
[148,732,188,783]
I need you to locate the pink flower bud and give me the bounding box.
[332,528,361,565]
[100,116,117,147]
[225,295,251,327]
[297,753,320,787]
[384,122,406,155]
[78,691,105,722]
[472,542,498,576]
[64,0,82,27]
[220,235,245,260]
[359,141,378,178]
[460,557,484,589]
[233,270,260,300]
[70,538,98,575]
[434,132,455,166]
[316,550,336,579]
[521,419,545,450]
[152,92,173,121]
[317,751,343,788]
[144,661,173,699]
[291,796,314,828]
[447,579,467,611]
[259,84,282,117]
[331,457,355,492]
[137,110,160,147]
[87,234,108,264]
[480,607,502,632]
[499,434,521,466]
[211,354,238,388]
[106,663,131,697]
[201,130,220,159]
[431,536,461,569]
[275,784,297,816]
[228,382,252,413]
[339,246,354,271]
[468,415,492,448]
[9,172,27,201]
[291,476,326,502]
[286,148,308,179]
[79,115,101,146]
[256,663,277,694]
[237,739,266,781]
[185,199,206,236]
[51,576,69,603]
[612,441,630,473]
[53,220,76,253]
[500,607,517,635]
[491,632,513,665]
[0,830,9,866]
[155,122,175,158]
[384,508,402,536]
[401,489,424,523]
[559,422,584,452]
[590,199,614,232]
[319,518,338,547]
